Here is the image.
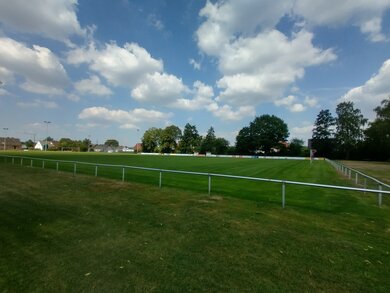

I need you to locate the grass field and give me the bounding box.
[1,163,390,292]
[1,151,388,210]
[340,160,390,185]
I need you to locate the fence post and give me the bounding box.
[73,163,76,176]
[208,174,211,195]
[355,172,358,185]
[159,171,162,188]
[282,181,286,208]
[21,158,23,166]
[348,169,351,179]
[378,184,382,207]
[30,159,33,167]
[56,162,59,172]
[95,165,98,177]
[122,167,125,182]
[12,157,14,164]
[42,161,45,169]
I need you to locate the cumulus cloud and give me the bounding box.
[172,81,213,110]
[210,104,256,121]
[131,72,187,103]
[74,75,113,96]
[67,42,163,87]
[340,59,390,119]
[293,0,390,42]
[290,121,314,142]
[78,106,173,129]
[0,0,85,43]
[147,14,164,31]
[189,59,201,70]
[0,37,69,95]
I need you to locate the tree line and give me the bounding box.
[311,98,390,160]
[142,97,390,161]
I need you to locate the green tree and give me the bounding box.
[200,127,216,154]
[364,97,390,160]
[24,139,34,148]
[59,138,76,149]
[179,123,201,154]
[142,128,163,153]
[235,126,253,155]
[311,109,335,157]
[161,125,182,153]
[335,101,367,159]
[104,139,119,148]
[288,138,304,156]
[237,115,289,155]
[214,137,229,155]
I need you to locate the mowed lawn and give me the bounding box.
[340,160,390,186]
[2,152,387,210]
[1,164,390,292]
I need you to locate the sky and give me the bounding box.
[1,0,390,147]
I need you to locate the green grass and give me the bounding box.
[1,164,390,292]
[3,151,388,209]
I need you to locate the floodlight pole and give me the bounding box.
[43,121,51,151]
[3,127,8,150]
[137,128,140,152]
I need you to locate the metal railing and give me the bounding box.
[1,155,389,208]
[326,159,390,196]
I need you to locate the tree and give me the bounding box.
[104,139,119,148]
[335,101,367,159]
[364,97,390,160]
[235,127,253,155]
[236,115,289,155]
[214,137,229,155]
[311,109,335,157]
[200,127,216,154]
[161,125,182,153]
[142,127,163,153]
[25,139,35,148]
[288,138,304,156]
[179,123,201,154]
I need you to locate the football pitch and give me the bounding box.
[1,156,390,292]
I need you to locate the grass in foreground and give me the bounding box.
[1,164,390,292]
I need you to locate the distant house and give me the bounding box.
[0,137,22,150]
[34,140,56,151]
[134,143,142,152]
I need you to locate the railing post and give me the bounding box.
[95,165,98,177]
[20,158,23,166]
[73,163,76,176]
[122,167,125,182]
[208,174,211,195]
[30,159,33,167]
[355,172,358,184]
[12,157,14,164]
[282,181,286,208]
[56,162,59,172]
[159,171,162,188]
[364,178,367,193]
[378,184,382,207]
[348,169,351,179]
[42,161,45,169]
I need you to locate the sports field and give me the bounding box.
[1,161,390,292]
[1,151,386,209]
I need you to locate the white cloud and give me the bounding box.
[67,93,80,102]
[17,99,58,109]
[304,96,319,108]
[340,59,390,119]
[0,37,69,95]
[172,81,213,110]
[75,75,113,96]
[67,42,163,87]
[290,121,313,143]
[189,59,201,70]
[0,0,85,43]
[147,14,164,31]
[131,72,187,103]
[78,106,173,129]
[210,104,256,121]
[293,0,390,42]
[275,95,306,112]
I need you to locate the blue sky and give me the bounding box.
[1,0,390,147]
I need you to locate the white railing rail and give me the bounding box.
[326,159,390,192]
[1,155,389,208]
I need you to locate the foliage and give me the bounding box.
[288,138,304,156]
[179,123,201,154]
[161,125,182,153]
[311,109,335,157]
[236,115,289,155]
[104,139,119,148]
[142,127,163,153]
[200,127,216,154]
[24,139,34,148]
[335,101,367,159]
[364,97,390,160]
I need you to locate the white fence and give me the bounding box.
[1,155,389,208]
